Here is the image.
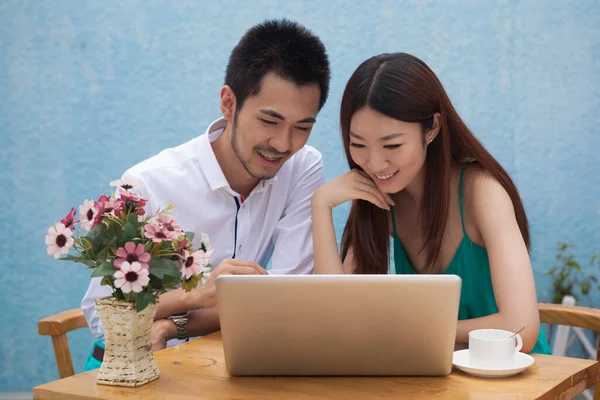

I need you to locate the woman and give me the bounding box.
[312,53,551,353]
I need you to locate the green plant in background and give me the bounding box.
[546,242,600,305]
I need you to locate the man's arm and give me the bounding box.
[268,150,324,275]
[151,259,267,350]
[151,306,220,351]
[187,307,221,336]
[154,288,203,320]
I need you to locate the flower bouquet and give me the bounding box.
[45,177,212,387]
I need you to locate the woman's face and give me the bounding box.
[349,106,435,194]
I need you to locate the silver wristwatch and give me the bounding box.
[167,312,189,341]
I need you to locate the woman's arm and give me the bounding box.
[311,196,345,274]
[456,170,540,352]
[312,170,393,274]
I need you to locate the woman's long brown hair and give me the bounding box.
[340,53,530,274]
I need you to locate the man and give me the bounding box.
[81,18,330,369]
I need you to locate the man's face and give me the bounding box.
[230,72,321,180]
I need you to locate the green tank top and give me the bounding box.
[390,168,551,354]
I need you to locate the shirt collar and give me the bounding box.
[198,118,230,192]
[198,118,278,194]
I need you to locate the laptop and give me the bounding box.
[216,274,461,376]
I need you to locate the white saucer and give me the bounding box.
[452,350,535,378]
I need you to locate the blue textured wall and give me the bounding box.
[1,0,599,392]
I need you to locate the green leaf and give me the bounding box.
[126,292,138,303]
[96,236,118,262]
[182,274,200,291]
[91,262,118,278]
[149,258,179,269]
[59,254,97,268]
[100,275,113,286]
[581,282,591,295]
[149,275,165,291]
[106,220,124,243]
[86,224,107,255]
[149,258,181,279]
[162,275,181,289]
[552,293,562,304]
[127,213,139,225]
[122,223,137,242]
[136,291,156,312]
[114,287,126,301]
[184,232,195,243]
[546,267,557,276]
[150,266,181,280]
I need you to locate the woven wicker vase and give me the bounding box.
[94,297,160,387]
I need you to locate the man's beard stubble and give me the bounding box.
[230,118,277,181]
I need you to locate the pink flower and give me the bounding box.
[181,249,212,280]
[116,191,147,217]
[144,223,169,243]
[156,215,183,240]
[79,199,100,232]
[114,242,151,270]
[178,238,189,255]
[45,223,75,259]
[60,207,77,230]
[96,195,122,219]
[114,261,150,294]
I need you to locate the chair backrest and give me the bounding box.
[538,302,600,360]
[38,308,88,378]
[538,302,600,400]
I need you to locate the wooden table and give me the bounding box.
[34,332,599,400]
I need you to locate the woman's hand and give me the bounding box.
[311,169,394,210]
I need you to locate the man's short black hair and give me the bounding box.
[225,19,330,111]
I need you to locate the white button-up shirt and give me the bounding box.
[81,118,324,338]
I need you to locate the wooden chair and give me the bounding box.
[539,302,600,400]
[38,308,88,378]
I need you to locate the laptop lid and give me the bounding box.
[217,274,461,376]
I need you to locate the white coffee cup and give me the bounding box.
[468,329,523,367]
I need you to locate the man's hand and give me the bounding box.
[201,258,268,308]
[151,318,176,352]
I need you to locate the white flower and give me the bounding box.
[78,199,99,232]
[45,223,74,259]
[181,249,212,280]
[110,176,144,194]
[200,266,212,286]
[200,232,211,252]
[114,261,150,294]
